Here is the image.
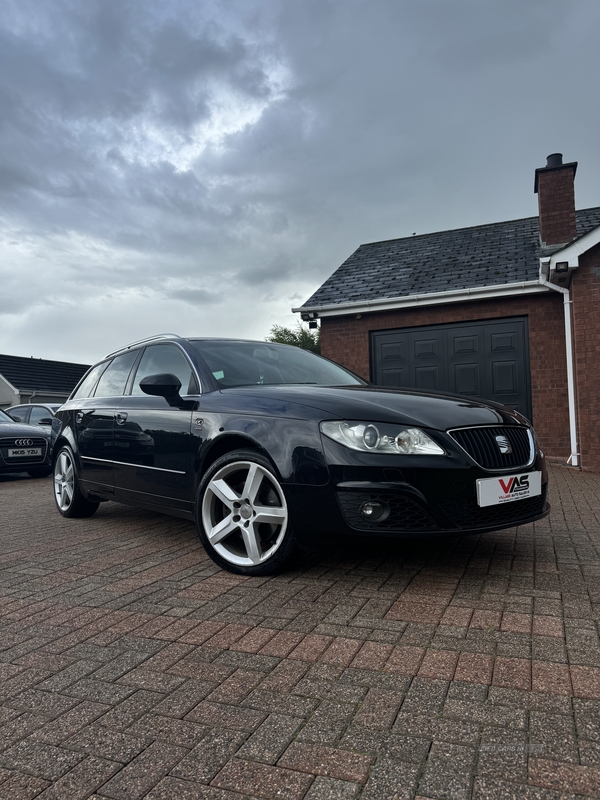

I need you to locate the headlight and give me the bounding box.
[320,421,445,455]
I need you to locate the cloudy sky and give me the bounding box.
[1,0,599,365]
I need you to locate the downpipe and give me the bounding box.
[539,278,579,467]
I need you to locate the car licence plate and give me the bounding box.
[8,448,42,458]
[476,471,542,507]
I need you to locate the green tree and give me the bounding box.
[266,323,321,354]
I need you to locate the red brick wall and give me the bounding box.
[536,166,577,246]
[571,243,600,471]
[321,293,571,461]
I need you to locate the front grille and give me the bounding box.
[0,437,48,464]
[439,486,547,530]
[337,491,439,532]
[449,426,533,470]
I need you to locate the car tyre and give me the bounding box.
[53,446,99,518]
[27,467,52,478]
[196,449,297,575]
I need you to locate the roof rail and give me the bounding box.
[104,333,182,358]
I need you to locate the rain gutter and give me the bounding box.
[293,280,547,317]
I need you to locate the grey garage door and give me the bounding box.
[372,317,532,420]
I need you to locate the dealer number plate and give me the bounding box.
[8,448,42,458]
[476,471,542,507]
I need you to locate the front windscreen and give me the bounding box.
[190,340,366,388]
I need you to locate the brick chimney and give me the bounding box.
[534,153,578,247]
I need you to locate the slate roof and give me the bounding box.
[300,207,600,309]
[0,354,90,394]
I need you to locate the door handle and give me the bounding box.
[115,412,128,425]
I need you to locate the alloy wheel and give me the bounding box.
[54,450,75,512]
[201,460,288,567]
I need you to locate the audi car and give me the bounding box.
[0,408,53,477]
[51,334,549,575]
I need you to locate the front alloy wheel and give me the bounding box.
[53,446,99,518]
[198,450,295,575]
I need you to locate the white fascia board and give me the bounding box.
[548,224,600,270]
[293,280,549,318]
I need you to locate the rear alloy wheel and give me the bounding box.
[197,450,296,575]
[53,446,99,518]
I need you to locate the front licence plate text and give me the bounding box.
[8,448,42,458]
[476,471,542,507]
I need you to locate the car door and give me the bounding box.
[74,350,139,493]
[112,343,200,515]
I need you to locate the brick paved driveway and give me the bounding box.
[1,465,600,800]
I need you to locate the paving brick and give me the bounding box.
[34,755,121,799]
[454,652,494,685]
[570,665,600,699]
[0,772,50,799]
[258,631,305,658]
[212,758,313,799]
[126,713,209,749]
[419,741,476,800]
[98,741,188,800]
[353,688,404,730]
[304,776,360,799]
[279,742,373,782]
[185,701,266,732]
[0,739,83,781]
[417,649,459,681]
[492,657,531,691]
[236,713,303,764]
[532,615,565,638]
[361,759,420,800]
[321,638,363,667]
[145,776,242,799]
[529,757,600,796]
[64,724,149,763]
[170,729,248,784]
[288,635,333,662]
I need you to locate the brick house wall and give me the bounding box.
[571,242,600,471]
[320,292,571,462]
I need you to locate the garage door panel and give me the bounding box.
[454,363,480,395]
[492,360,518,395]
[415,365,441,391]
[413,338,438,358]
[381,368,405,387]
[453,335,479,355]
[373,318,532,421]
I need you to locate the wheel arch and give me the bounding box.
[197,434,277,490]
[52,429,78,467]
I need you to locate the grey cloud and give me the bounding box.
[1,0,600,363]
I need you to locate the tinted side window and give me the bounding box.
[30,407,53,425]
[93,351,139,398]
[131,345,198,395]
[72,362,110,400]
[8,406,28,423]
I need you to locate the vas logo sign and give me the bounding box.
[499,475,529,494]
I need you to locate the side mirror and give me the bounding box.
[39,418,53,425]
[139,373,183,406]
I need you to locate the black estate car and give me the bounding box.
[0,408,53,477]
[52,334,549,575]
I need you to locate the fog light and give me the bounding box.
[359,501,385,521]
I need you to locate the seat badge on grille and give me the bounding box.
[495,435,512,454]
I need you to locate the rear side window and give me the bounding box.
[7,406,28,423]
[93,351,139,398]
[71,361,110,400]
[131,344,199,395]
[29,407,53,425]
